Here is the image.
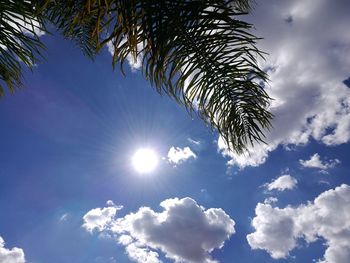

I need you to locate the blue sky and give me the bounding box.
[1,1,350,263]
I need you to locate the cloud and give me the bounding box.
[300,153,340,170]
[59,213,70,222]
[218,0,350,168]
[106,200,116,207]
[264,197,278,205]
[82,205,123,233]
[167,146,197,165]
[117,235,162,263]
[187,138,201,146]
[247,184,350,263]
[218,137,275,168]
[265,175,298,191]
[106,40,142,71]
[123,242,161,263]
[3,14,45,38]
[1,14,45,59]
[83,197,235,263]
[0,236,26,263]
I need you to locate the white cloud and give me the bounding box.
[123,242,161,263]
[82,205,123,233]
[300,153,340,170]
[106,200,116,207]
[247,203,297,259]
[167,146,197,165]
[247,184,350,263]
[187,138,201,145]
[117,235,162,263]
[265,175,298,191]
[3,14,45,38]
[19,18,45,37]
[0,236,26,263]
[218,0,350,168]
[59,213,70,222]
[107,40,142,71]
[264,197,278,205]
[218,137,275,168]
[83,197,235,263]
[1,13,45,59]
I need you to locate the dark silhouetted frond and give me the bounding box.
[0,0,46,96]
[7,0,271,153]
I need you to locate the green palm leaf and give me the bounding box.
[3,0,272,153]
[0,0,46,96]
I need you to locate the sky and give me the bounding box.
[1,0,350,263]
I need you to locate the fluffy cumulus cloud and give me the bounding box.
[299,153,340,170]
[265,175,298,191]
[83,198,235,263]
[122,242,161,263]
[82,201,123,233]
[218,0,350,168]
[247,184,350,263]
[0,236,26,263]
[167,146,197,165]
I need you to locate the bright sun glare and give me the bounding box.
[132,148,158,174]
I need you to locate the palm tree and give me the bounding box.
[0,0,272,153]
[0,0,45,96]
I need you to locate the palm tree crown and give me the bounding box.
[0,0,45,96]
[0,0,272,153]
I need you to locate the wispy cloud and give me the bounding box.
[187,138,201,146]
[59,213,70,222]
[264,197,278,205]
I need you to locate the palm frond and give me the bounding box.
[37,0,101,57]
[0,0,46,96]
[41,0,273,152]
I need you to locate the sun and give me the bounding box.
[132,148,159,174]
